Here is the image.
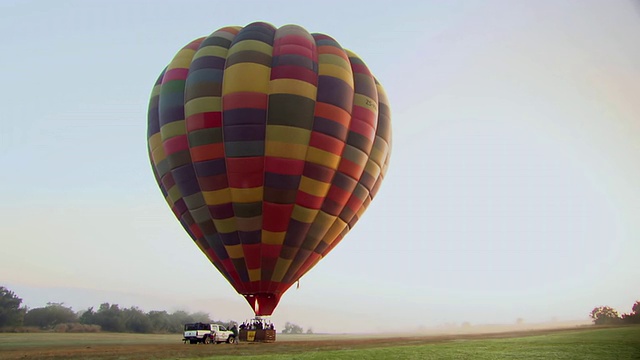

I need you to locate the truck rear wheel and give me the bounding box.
[203,336,211,344]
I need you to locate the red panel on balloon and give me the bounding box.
[187,112,222,131]
[263,203,294,232]
[265,158,305,175]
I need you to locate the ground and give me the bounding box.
[0,327,596,360]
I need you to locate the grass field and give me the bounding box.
[1,325,638,359]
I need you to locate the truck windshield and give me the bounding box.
[184,323,209,331]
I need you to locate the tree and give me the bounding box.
[79,307,94,325]
[123,307,152,333]
[589,306,621,325]
[190,311,212,323]
[167,310,212,333]
[306,327,314,334]
[91,303,126,332]
[24,303,77,329]
[622,301,640,324]
[0,286,26,328]
[281,322,303,334]
[148,310,171,333]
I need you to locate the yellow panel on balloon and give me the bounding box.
[247,268,261,282]
[369,140,388,165]
[291,205,318,223]
[151,144,166,164]
[193,46,229,60]
[167,185,182,205]
[312,211,336,230]
[222,64,270,94]
[226,244,244,259]
[230,187,263,203]
[266,126,310,145]
[148,133,162,153]
[364,160,381,178]
[318,64,354,88]
[202,188,232,205]
[299,176,331,197]
[354,94,378,113]
[185,97,222,118]
[269,79,317,100]
[265,141,308,160]
[262,230,286,245]
[305,147,341,169]
[213,217,237,234]
[167,48,198,70]
[322,218,348,244]
[160,120,186,141]
[227,40,273,57]
[271,258,293,282]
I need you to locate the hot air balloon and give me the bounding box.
[147,22,391,317]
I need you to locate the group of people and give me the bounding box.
[239,318,275,331]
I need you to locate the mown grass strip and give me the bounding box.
[185,326,640,360]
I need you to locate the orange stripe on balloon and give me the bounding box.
[352,105,377,129]
[296,191,324,209]
[309,132,344,154]
[337,158,363,180]
[345,195,366,213]
[314,102,351,128]
[317,45,349,61]
[190,143,225,162]
[348,117,377,141]
[326,186,351,205]
[217,27,241,35]
[272,43,314,58]
[273,35,314,53]
[223,92,268,110]
[185,38,206,50]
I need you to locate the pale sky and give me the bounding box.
[1,0,639,334]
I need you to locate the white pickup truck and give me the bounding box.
[183,322,235,344]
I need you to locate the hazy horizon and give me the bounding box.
[2,0,639,334]
[3,282,595,334]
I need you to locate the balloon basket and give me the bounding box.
[239,329,276,343]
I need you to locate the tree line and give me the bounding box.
[0,286,226,333]
[589,301,640,325]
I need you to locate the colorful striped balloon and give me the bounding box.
[147,22,392,316]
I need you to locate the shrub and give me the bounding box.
[53,323,101,333]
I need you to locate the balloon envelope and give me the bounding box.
[147,22,391,316]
